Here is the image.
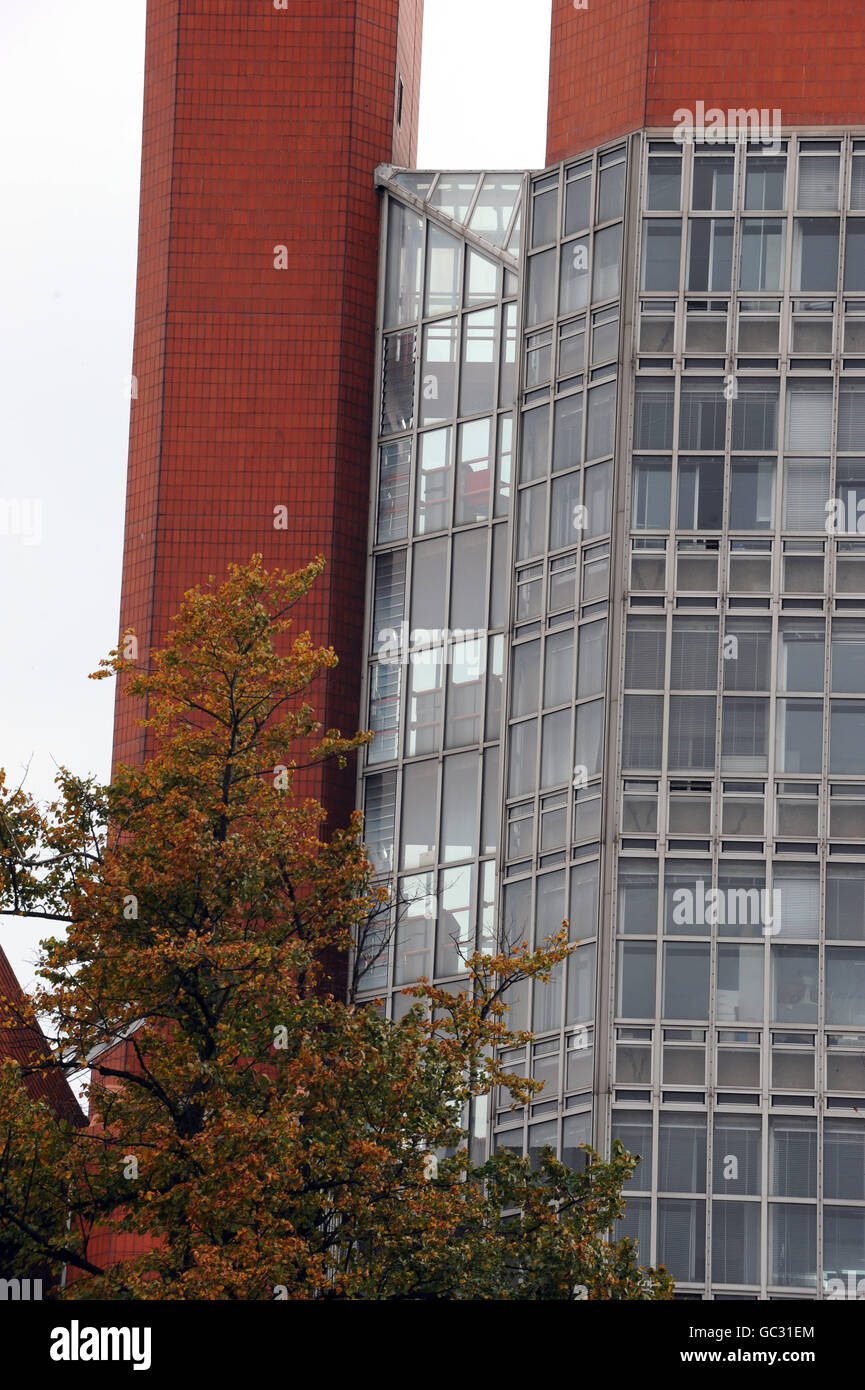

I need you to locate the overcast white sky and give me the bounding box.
[0,0,550,986]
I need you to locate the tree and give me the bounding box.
[0,556,672,1300]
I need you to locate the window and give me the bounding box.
[659,1114,706,1192]
[419,319,457,425]
[778,621,825,691]
[381,328,416,433]
[586,380,616,459]
[521,404,550,482]
[424,223,461,316]
[769,1205,816,1288]
[564,160,591,235]
[394,872,435,983]
[364,771,397,873]
[598,149,625,222]
[618,862,658,934]
[377,438,411,542]
[446,638,484,749]
[745,155,786,210]
[824,1119,865,1200]
[783,458,830,530]
[560,235,589,315]
[626,616,666,688]
[372,549,406,653]
[384,203,423,328]
[721,698,769,772]
[679,379,726,450]
[732,380,778,451]
[797,151,839,209]
[838,383,865,451]
[592,223,622,300]
[712,1203,761,1286]
[770,1117,817,1197]
[455,418,492,524]
[776,699,823,773]
[677,456,723,529]
[532,173,559,248]
[664,944,710,1019]
[786,380,833,452]
[826,948,865,1025]
[792,217,840,293]
[460,309,496,416]
[831,621,865,692]
[671,618,718,689]
[771,945,818,1023]
[713,1115,761,1194]
[526,249,555,326]
[723,619,771,691]
[415,427,452,534]
[830,700,865,774]
[368,659,401,763]
[729,459,775,530]
[692,155,734,210]
[634,380,675,450]
[622,695,663,767]
[617,941,656,1017]
[826,866,865,941]
[642,219,682,291]
[400,762,438,870]
[633,456,672,528]
[687,219,733,291]
[657,1200,706,1282]
[647,154,682,210]
[740,219,784,291]
[845,219,865,291]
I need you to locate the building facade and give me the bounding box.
[115,0,865,1297]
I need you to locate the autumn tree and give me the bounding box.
[0,556,672,1300]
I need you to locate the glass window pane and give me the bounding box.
[377,437,411,542]
[663,943,710,1020]
[420,319,458,425]
[657,1199,706,1283]
[740,218,784,291]
[617,941,656,1017]
[793,217,840,292]
[410,536,447,633]
[456,417,492,524]
[415,427,452,535]
[830,700,865,774]
[424,223,461,316]
[593,223,622,300]
[769,1204,816,1287]
[659,1114,706,1193]
[400,762,438,870]
[713,1115,761,1195]
[772,945,818,1023]
[770,1117,817,1198]
[712,1202,761,1286]
[527,249,555,327]
[687,218,733,291]
[441,753,478,863]
[729,459,775,530]
[642,219,681,291]
[384,202,424,328]
[826,947,865,1026]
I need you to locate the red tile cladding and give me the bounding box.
[114,0,424,842]
[547,0,865,162]
[0,944,84,1127]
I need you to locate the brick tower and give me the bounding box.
[115,0,424,833]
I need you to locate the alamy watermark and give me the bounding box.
[671,881,781,935]
[0,498,42,547]
[378,623,486,666]
[673,102,782,150]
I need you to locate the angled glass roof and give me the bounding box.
[382,168,524,255]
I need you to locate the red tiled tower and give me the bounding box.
[547,0,865,163]
[115,0,424,833]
